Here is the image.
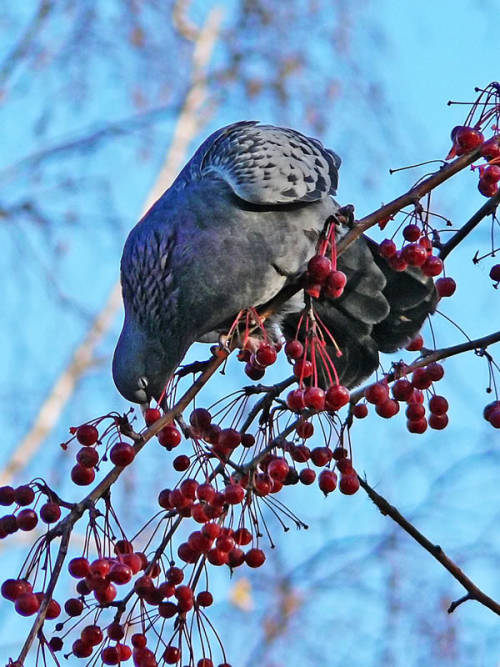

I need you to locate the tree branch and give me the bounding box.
[439,189,500,261]
[358,476,500,616]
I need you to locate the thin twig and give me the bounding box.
[439,190,500,261]
[358,476,500,616]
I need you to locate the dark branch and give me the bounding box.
[358,476,500,616]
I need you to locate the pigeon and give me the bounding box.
[113,121,436,404]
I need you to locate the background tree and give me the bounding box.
[0,2,499,666]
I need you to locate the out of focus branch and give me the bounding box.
[1,6,224,486]
[359,476,500,616]
[0,0,54,89]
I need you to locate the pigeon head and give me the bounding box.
[112,314,174,406]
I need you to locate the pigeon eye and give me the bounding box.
[138,376,149,390]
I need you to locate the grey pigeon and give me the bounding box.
[113,121,436,404]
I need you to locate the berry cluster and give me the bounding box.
[379,225,444,279]
[352,353,448,434]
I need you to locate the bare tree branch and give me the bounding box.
[0,0,54,89]
[358,475,500,616]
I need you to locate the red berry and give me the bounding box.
[14,592,39,616]
[144,407,161,426]
[267,457,289,482]
[245,548,266,568]
[304,386,325,411]
[17,508,38,531]
[436,276,456,297]
[94,583,117,604]
[49,637,63,652]
[411,367,432,390]
[405,334,424,351]
[164,646,181,664]
[0,514,18,534]
[158,424,182,448]
[488,409,500,428]
[177,542,197,563]
[429,413,449,430]
[244,361,265,380]
[189,407,212,431]
[318,469,337,495]
[403,224,421,242]
[310,447,332,467]
[241,433,255,448]
[480,136,500,160]
[379,238,397,258]
[406,403,425,421]
[198,660,214,667]
[336,457,353,474]
[158,601,178,618]
[131,633,148,649]
[101,646,120,665]
[392,378,413,401]
[45,598,61,619]
[375,399,400,418]
[484,400,500,421]
[339,473,360,495]
[68,556,90,578]
[365,382,389,405]
[228,547,245,568]
[81,624,103,646]
[38,501,61,524]
[401,243,427,267]
[407,418,428,434]
[325,269,347,292]
[296,420,314,438]
[107,622,125,640]
[483,164,500,183]
[77,446,99,468]
[455,126,484,151]
[72,639,93,658]
[299,468,316,485]
[71,464,95,486]
[110,441,135,466]
[293,358,313,379]
[255,344,277,367]
[14,485,35,506]
[388,251,408,272]
[287,388,306,412]
[285,339,304,359]
[218,428,241,450]
[478,179,499,197]
[109,562,133,585]
[429,395,448,414]
[490,264,500,282]
[197,590,213,607]
[325,384,350,410]
[76,424,99,446]
[352,403,368,418]
[308,254,332,282]
[2,579,31,601]
[422,255,443,277]
[173,455,190,471]
[426,362,444,381]
[89,558,111,579]
[0,486,15,506]
[233,527,252,545]
[65,597,84,616]
[224,483,245,505]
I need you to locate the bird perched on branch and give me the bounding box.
[113,121,436,405]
